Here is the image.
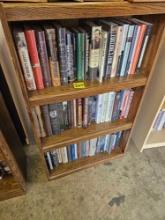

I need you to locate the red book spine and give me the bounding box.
[77,98,82,128]
[129,24,147,75]
[24,29,44,89]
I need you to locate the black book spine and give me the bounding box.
[41,105,53,136]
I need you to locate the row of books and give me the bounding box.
[153,110,165,131]
[45,131,123,171]
[13,17,152,91]
[32,89,134,138]
[0,161,11,180]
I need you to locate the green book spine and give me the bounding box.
[81,33,85,81]
[77,33,83,81]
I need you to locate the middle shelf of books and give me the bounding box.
[9,14,163,179]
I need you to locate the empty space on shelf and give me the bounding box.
[49,147,123,180]
[42,119,132,151]
[145,129,165,149]
[29,75,147,106]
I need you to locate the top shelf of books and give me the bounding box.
[2,2,165,21]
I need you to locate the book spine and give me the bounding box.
[51,150,59,167]
[116,24,129,76]
[89,138,97,156]
[101,93,109,123]
[36,30,52,87]
[81,32,85,81]
[46,152,54,170]
[57,27,68,85]
[48,104,61,135]
[73,99,77,127]
[105,92,115,122]
[119,25,134,77]
[83,97,88,128]
[128,24,147,75]
[111,25,123,77]
[111,91,123,122]
[89,26,102,81]
[99,31,108,82]
[35,106,46,137]
[56,149,62,163]
[60,147,68,163]
[125,25,139,76]
[136,24,153,72]
[120,90,130,119]
[153,111,164,130]
[77,98,83,128]
[24,29,44,89]
[31,108,41,138]
[80,141,86,158]
[115,131,122,148]
[124,90,134,118]
[157,111,165,131]
[105,24,117,79]
[44,27,61,86]
[98,136,106,153]
[85,33,90,80]
[76,33,83,81]
[67,101,72,128]
[66,31,75,83]
[13,29,36,91]
[88,96,97,125]
[60,101,69,130]
[67,145,72,162]
[40,105,53,136]
[96,94,104,124]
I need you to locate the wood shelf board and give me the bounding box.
[49,148,123,180]
[42,119,132,151]
[144,129,165,148]
[2,2,165,21]
[0,175,25,201]
[29,75,147,106]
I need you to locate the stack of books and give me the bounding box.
[153,109,165,131]
[45,130,123,171]
[32,89,134,138]
[13,18,153,91]
[0,161,11,180]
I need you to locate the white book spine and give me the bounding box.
[111,26,123,77]
[137,35,149,69]
[46,152,53,170]
[99,31,108,82]
[101,93,109,123]
[104,134,110,152]
[35,106,46,137]
[120,25,134,76]
[107,92,116,122]
[128,26,141,75]
[60,147,68,163]
[15,31,36,90]
[89,138,97,156]
[74,144,78,160]
[111,134,117,150]
[56,149,62,163]
[96,94,104,124]
[85,141,90,157]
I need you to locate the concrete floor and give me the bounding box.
[0,142,165,220]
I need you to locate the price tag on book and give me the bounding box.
[73,82,86,89]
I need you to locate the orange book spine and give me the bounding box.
[129,24,147,75]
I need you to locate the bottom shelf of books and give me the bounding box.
[44,129,130,179]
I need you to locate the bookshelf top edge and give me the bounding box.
[2,2,165,21]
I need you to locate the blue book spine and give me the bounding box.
[81,142,86,158]
[67,145,72,161]
[111,91,124,121]
[120,25,135,77]
[124,25,138,76]
[115,131,122,148]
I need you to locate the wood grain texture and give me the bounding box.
[49,148,123,180]
[1,0,47,2]
[29,75,147,106]
[129,0,165,2]
[2,2,165,21]
[42,119,132,151]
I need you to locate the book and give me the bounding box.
[70,144,78,160]
[105,92,116,122]
[24,26,44,89]
[48,104,61,135]
[60,147,68,163]
[44,25,61,86]
[55,25,68,85]
[46,152,54,170]
[89,138,97,156]
[13,28,36,91]
[111,91,123,121]
[77,98,83,127]
[83,97,88,128]
[51,150,59,167]
[101,93,109,123]
[41,105,52,136]
[35,106,46,137]
[88,96,97,125]
[36,28,52,87]
[66,30,75,83]
[80,141,87,158]
[99,20,118,80]
[119,23,135,77]
[85,21,102,81]
[56,148,63,163]
[96,94,104,124]
[136,21,153,72]
[128,18,147,75]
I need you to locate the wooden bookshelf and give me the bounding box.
[0,93,26,200]
[0,2,165,180]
